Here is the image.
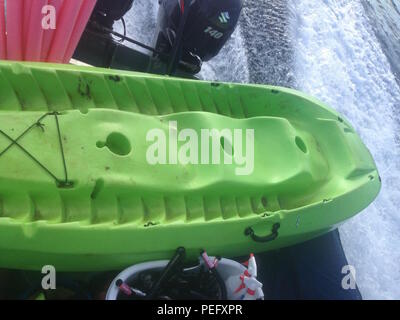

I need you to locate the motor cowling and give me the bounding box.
[154,0,243,71]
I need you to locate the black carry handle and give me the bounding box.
[245,223,280,243]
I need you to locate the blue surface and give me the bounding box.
[256,229,362,300]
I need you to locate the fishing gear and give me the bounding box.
[109,248,228,300]
[147,247,187,299]
[115,279,146,299]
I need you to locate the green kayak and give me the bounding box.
[0,61,380,271]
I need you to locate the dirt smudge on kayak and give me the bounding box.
[78,78,92,100]
[108,75,121,82]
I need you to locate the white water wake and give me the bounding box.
[290,0,400,299]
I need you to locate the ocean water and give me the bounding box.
[289,0,400,300]
[124,0,400,299]
[362,0,400,85]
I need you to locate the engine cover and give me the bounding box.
[155,0,243,62]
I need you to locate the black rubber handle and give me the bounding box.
[245,223,280,243]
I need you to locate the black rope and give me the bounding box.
[0,113,49,157]
[54,113,69,183]
[0,129,61,182]
[117,17,127,43]
[0,112,72,188]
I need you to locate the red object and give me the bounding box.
[0,0,97,63]
[41,0,64,61]
[6,0,23,61]
[47,0,84,62]
[246,288,256,296]
[201,251,218,269]
[118,282,133,296]
[234,274,246,293]
[25,0,48,61]
[234,282,246,293]
[0,0,6,59]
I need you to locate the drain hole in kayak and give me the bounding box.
[295,136,307,154]
[97,132,131,156]
[96,141,105,148]
[220,136,234,156]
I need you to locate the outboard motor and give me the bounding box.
[154,0,243,74]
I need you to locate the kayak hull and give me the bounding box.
[0,61,380,271]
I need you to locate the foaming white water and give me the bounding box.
[199,25,250,83]
[290,0,400,299]
[114,0,159,54]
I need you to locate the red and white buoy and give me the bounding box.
[226,253,264,300]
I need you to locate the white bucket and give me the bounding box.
[106,257,249,300]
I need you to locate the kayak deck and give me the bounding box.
[0,61,381,271]
[1,110,329,222]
